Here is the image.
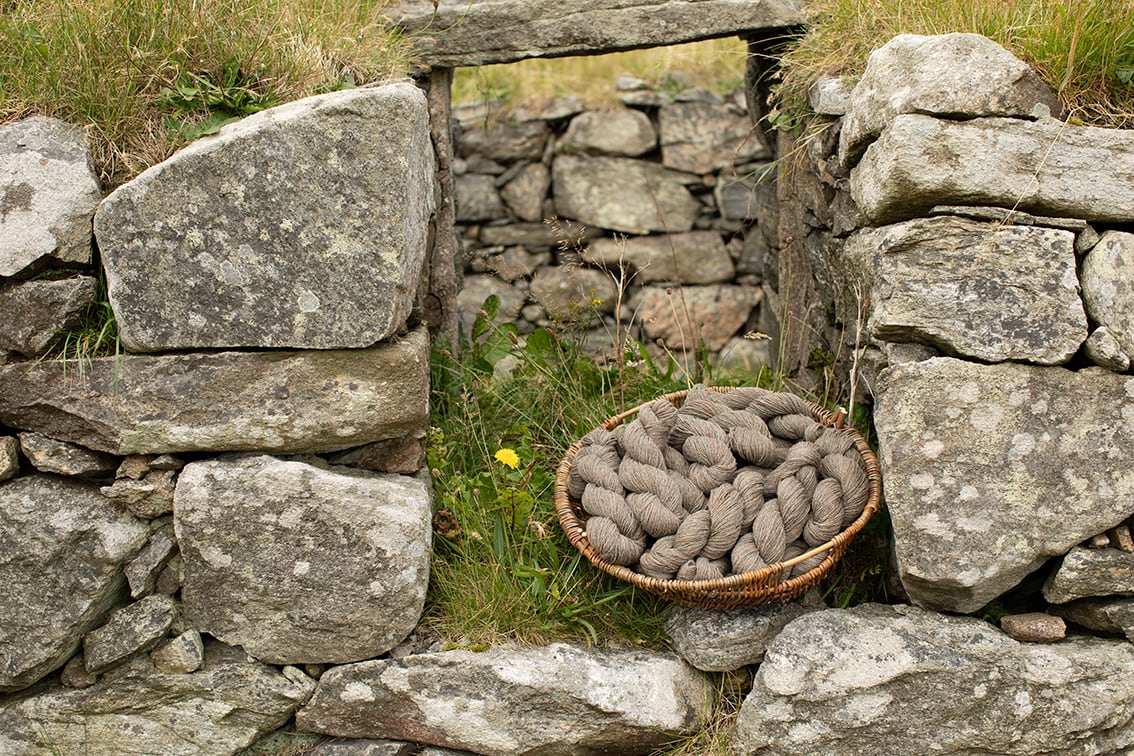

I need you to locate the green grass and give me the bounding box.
[425,296,708,648]
[773,0,1134,129]
[0,0,410,187]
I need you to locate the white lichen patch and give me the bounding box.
[910,472,935,490]
[297,289,320,313]
[199,544,233,568]
[969,403,1004,432]
[341,681,376,703]
[921,439,945,459]
[957,381,981,404]
[292,561,310,577]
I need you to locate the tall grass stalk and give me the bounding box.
[0,0,409,186]
[774,0,1134,129]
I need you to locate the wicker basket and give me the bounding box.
[554,387,882,610]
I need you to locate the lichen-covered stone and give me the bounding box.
[852,114,1134,225]
[552,155,701,234]
[1081,231,1134,363]
[296,643,711,755]
[842,216,1085,365]
[0,475,149,692]
[875,358,1134,613]
[82,595,177,674]
[732,604,1134,755]
[0,329,429,455]
[0,276,96,357]
[95,82,433,351]
[585,231,735,285]
[1044,546,1134,604]
[839,33,1060,165]
[0,117,100,278]
[0,641,314,754]
[176,455,432,665]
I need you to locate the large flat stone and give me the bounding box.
[732,604,1134,755]
[0,475,149,692]
[388,0,805,67]
[95,82,434,351]
[874,358,1134,613]
[0,117,100,279]
[0,642,314,755]
[839,33,1060,165]
[843,216,1085,365]
[296,643,710,755]
[552,155,701,234]
[176,455,432,665]
[0,329,429,455]
[852,114,1134,225]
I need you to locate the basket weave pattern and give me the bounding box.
[554,387,883,609]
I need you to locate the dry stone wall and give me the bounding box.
[5,7,1134,753]
[452,83,778,374]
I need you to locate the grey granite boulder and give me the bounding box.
[843,216,1085,365]
[0,641,314,755]
[839,33,1060,165]
[874,358,1134,613]
[0,475,149,692]
[732,604,1134,755]
[559,109,657,157]
[585,231,735,285]
[658,100,769,174]
[296,642,711,755]
[0,117,100,278]
[0,328,429,455]
[0,276,96,357]
[1081,231,1134,364]
[95,82,434,352]
[176,455,432,665]
[499,162,551,222]
[852,114,1134,225]
[552,155,701,234]
[635,284,762,352]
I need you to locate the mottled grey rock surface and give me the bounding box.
[875,358,1134,613]
[18,431,119,478]
[0,475,149,691]
[0,642,314,755]
[843,217,1085,364]
[1044,546,1134,604]
[585,231,735,284]
[0,117,100,278]
[839,33,1060,165]
[1081,231,1134,364]
[0,329,429,455]
[177,455,432,665]
[95,82,433,351]
[389,0,805,67]
[852,114,1134,225]
[559,109,657,157]
[296,643,710,755]
[658,100,769,174]
[82,594,177,674]
[732,604,1134,755]
[553,155,700,234]
[635,284,762,352]
[0,276,95,357]
[665,595,821,672]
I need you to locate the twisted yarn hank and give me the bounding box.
[570,385,871,583]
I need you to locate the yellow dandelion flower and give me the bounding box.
[494,448,519,469]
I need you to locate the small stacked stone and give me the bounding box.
[566,385,870,582]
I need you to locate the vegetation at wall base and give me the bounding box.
[773,0,1134,130]
[0,0,410,187]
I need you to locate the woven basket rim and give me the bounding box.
[553,386,883,608]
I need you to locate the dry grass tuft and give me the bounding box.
[773,0,1134,129]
